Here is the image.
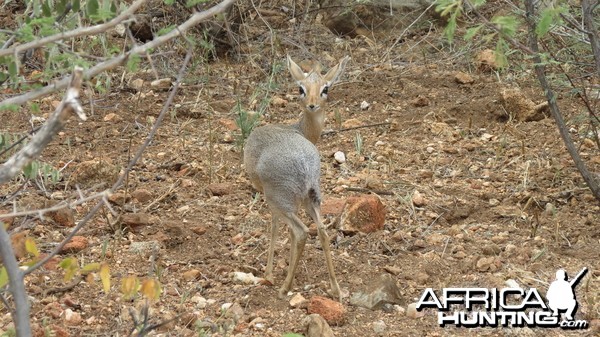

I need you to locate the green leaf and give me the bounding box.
[86,0,99,18]
[491,15,519,37]
[126,54,141,72]
[42,0,52,17]
[471,0,486,7]
[164,0,175,4]
[0,267,8,288]
[8,61,17,79]
[157,25,176,37]
[72,0,81,12]
[536,7,564,37]
[464,24,483,40]
[186,0,210,7]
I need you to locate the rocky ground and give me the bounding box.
[1,1,599,336]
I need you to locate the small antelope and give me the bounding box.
[243,55,349,300]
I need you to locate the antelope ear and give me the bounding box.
[287,55,306,82]
[323,56,350,86]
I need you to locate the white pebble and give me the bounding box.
[360,101,370,110]
[334,151,346,164]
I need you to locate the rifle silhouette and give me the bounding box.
[569,267,588,287]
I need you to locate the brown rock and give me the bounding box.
[476,49,499,71]
[454,71,474,84]
[183,269,201,281]
[121,213,151,229]
[289,293,308,308]
[107,192,128,205]
[131,189,153,203]
[191,225,208,235]
[47,207,75,227]
[342,118,363,129]
[63,308,82,325]
[411,190,427,207]
[38,253,61,270]
[411,95,429,107]
[60,236,88,253]
[218,118,238,131]
[308,296,345,326]
[70,159,119,189]
[339,194,386,234]
[44,302,64,319]
[230,233,244,245]
[10,231,28,259]
[207,183,234,196]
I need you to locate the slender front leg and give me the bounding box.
[279,213,308,298]
[265,213,280,283]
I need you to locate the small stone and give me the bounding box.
[191,295,208,309]
[373,320,386,334]
[231,271,261,285]
[230,233,244,245]
[321,198,346,216]
[223,302,244,323]
[412,95,429,107]
[183,269,201,281]
[103,113,122,122]
[455,72,474,84]
[342,118,363,128]
[334,151,346,164]
[289,293,308,308]
[426,146,435,153]
[44,302,63,319]
[47,207,75,227]
[308,296,345,326]
[476,49,499,71]
[60,236,88,253]
[489,198,500,206]
[476,256,496,271]
[129,241,161,254]
[350,274,403,310]
[150,78,172,89]
[207,183,234,196]
[191,225,208,235]
[411,190,427,207]
[121,213,151,229]
[406,303,425,318]
[130,78,144,90]
[544,202,556,215]
[108,192,128,205]
[360,101,370,110]
[271,96,288,107]
[304,314,335,337]
[218,118,238,131]
[63,309,82,325]
[131,189,153,203]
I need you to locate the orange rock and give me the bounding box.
[307,296,345,326]
[47,207,76,227]
[339,194,386,234]
[207,183,234,196]
[321,198,346,216]
[60,236,88,253]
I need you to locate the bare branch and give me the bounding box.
[582,0,600,76]
[0,0,236,109]
[0,0,147,58]
[0,67,85,184]
[25,43,195,276]
[0,227,30,336]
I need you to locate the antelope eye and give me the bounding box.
[299,87,306,96]
[321,86,329,96]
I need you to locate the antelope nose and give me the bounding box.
[308,104,317,110]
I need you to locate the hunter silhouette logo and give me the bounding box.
[416,267,589,329]
[546,268,588,321]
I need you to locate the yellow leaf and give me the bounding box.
[0,267,7,288]
[121,275,138,299]
[99,263,110,293]
[59,257,79,282]
[25,237,39,257]
[82,262,101,273]
[140,278,161,301]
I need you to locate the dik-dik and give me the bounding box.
[243,55,349,300]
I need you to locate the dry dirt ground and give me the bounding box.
[1,2,600,337]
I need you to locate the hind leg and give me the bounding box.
[278,212,308,298]
[305,204,341,301]
[264,213,280,283]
